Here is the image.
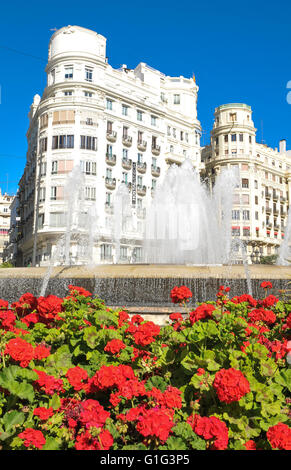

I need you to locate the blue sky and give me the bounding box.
[0,0,290,194]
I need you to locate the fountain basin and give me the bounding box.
[0,265,289,323]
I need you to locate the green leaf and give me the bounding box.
[42,436,62,450]
[83,326,99,349]
[49,393,61,411]
[260,359,277,377]
[275,369,291,392]
[45,344,73,370]
[172,422,194,440]
[3,411,25,432]
[146,376,168,392]
[166,436,187,450]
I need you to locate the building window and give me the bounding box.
[137,110,143,121]
[52,161,58,174]
[239,134,244,142]
[224,135,228,143]
[242,210,250,220]
[40,162,47,176]
[120,246,128,261]
[85,67,93,82]
[37,214,44,229]
[249,136,252,143]
[122,172,128,184]
[255,195,258,204]
[106,99,113,110]
[52,135,74,149]
[151,115,157,126]
[64,91,73,96]
[85,187,96,201]
[242,194,249,205]
[64,66,73,79]
[122,104,129,116]
[232,210,240,220]
[80,135,97,151]
[123,126,128,138]
[80,161,96,175]
[167,126,171,136]
[39,137,47,153]
[101,244,112,261]
[173,94,180,104]
[243,227,250,237]
[231,134,237,142]
[232,227,240,236]
[242,178,249,188]
[230,113,237,121]
[51,186,57,200]
[84,91,93,97]
[39,187,46,202]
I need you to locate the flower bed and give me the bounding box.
[0,283,290,450]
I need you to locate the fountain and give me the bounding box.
[277,206,291,266]
[0,160,289,321]
[143,159,238,265]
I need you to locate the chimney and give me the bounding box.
[279,139,286,153]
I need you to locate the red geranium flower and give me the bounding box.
[37,295,64,323]
[75,429,113,450]
[260,281,272,289]
[189,303,216,325]
[33,407,54,421]
[34,344,51,360]
[187,414,229,450]
[104,339,126,355]
[33,369,64,396]
[66,366,88,391]
[18,428,46,449]
[136,407,174,443]
[4,338,34,368]
[213,368,250,403]
[267,422,291,450]
[170,286,192,304]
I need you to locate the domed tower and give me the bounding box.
[46,25,107,87]
[211,103,256,162]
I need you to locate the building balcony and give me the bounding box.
[137,162,147,174]
[273,192,279,200]
[80,119,98,127]
[105,177,116,190]
[137,185,147,196]
[122,135,132,147]
[105,202,114,214]
[280,196,287,203]
[105,153,116,165]
[165,152,184,165]
[266,221,273,229]
[122,157,132,170]
[137,140,147,152]
[122,181,132,191]
[274,223,280,230]
[151,145,161,156]
[137,207,146,219]
[151,165,160,177]
[273,208,279,216]
[106,131,117,142]
[265,191,272,199]
[281,209,287,216]
[265,207,272,214]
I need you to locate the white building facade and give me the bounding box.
[17,25,202,266]
[201,103,291,263]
